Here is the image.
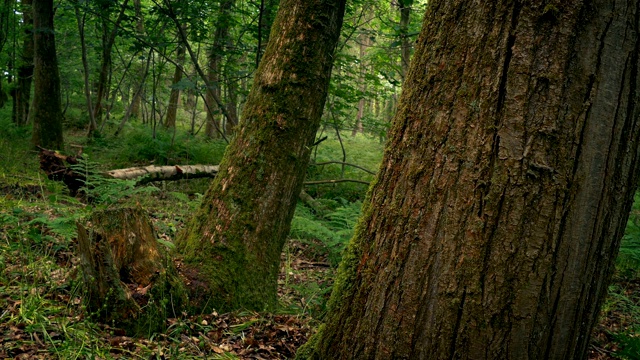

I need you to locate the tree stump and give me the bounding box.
[77,207,187,335]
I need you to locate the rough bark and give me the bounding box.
[77,208,187,335]
[176,0,346,312]
[301,1,640,359]
[31,0,63,150]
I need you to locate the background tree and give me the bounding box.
[176,0,347,311]
[300,0,640,359]
[31,0,64,150]
[8,0,34,126]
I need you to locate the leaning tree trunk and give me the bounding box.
[300,1,640,359]
[176,0,347,312]
[31,0,63,150]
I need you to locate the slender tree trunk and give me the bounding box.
[224,58,238,135]
[31,0,63,150]
[301,1,640,359]
[13,0,33,126]
[74,5,96,132]
[176,0,346,312]
[399,0,411,81]
[90,0,130,136]
[0,0,10,109]
[205,0,234,138]
[164,38,186,128]
[130,0,145,119]
[352,29,368,136]
[255,0,278,67]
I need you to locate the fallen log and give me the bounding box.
[104,165,219,184]
[38,148,370,195]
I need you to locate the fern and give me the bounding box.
[290,201,361,266]
[70,156,158,206]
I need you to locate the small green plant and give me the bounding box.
[290,201,361,266]
[617,194,640,277]
[71,156,158,206]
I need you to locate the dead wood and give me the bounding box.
[104,164,219,184]
[77,207,187,334]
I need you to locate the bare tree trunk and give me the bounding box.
[130,0,145,120]
[31,0,63,150]
[177,0,346,312]
[116,50,152,137]
[205,0,234,138]
[74,5,96,132]
[164,38,186,129]
[0,0,12,109]
[352,30,368,137]
[255,0,278,68]
[89,0,131,136]
[399,0,411,81]
[13,0,33,126]
[301,1,640,359]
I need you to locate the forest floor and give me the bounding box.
[0,124,639,359]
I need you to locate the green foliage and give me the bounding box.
[290,201,361,267]
[617,194,640,277]
[612,332,640,360]
[107,127,227,166]
[70,156,158,206]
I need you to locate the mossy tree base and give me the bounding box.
[176,0,347,313]
[77,207,187,336]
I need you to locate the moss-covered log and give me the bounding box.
[176,0,347,312]
[77,207,187,335]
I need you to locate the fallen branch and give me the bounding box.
[105,165,219,185]
[38,148,370,194]
[303,179,370,186]
[310,161,376,175]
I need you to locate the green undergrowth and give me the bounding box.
[5,115,640,358]
[0,118,374,357]
[594,194,640,359]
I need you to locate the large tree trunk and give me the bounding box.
[300,1,640,359]
[31,0,63,150]
[176,0,346,312]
